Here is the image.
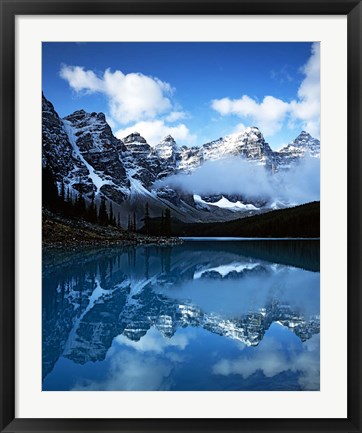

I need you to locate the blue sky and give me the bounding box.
[42,42,320,150]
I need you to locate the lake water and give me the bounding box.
[42,240,320,391]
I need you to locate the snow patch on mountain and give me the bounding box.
[194,262,260,279]
[154,135,177,160]
[63,120,113,194]
[128,175,157,200]
[43,94,320,223]
[194,194,259,212]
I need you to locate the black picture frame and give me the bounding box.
[1,1,361,432]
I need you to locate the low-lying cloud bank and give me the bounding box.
[155,156,320,205]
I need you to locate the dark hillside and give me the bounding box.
[143,201,320,238]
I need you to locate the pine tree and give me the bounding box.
[60,181,65,203]
[117,213,121,229]
[128,214,132,232]
[143,202,150,234]
[75,177,81,211]
[95,200,99,223]
[160,210,164,236]
[67,190,74,217]
[42,165,59,210]
[133,211,137,232]
[87,191,97,223]
[75,177,86,217]
[80,194,86,217]
[164,208,171,237]
[98,196,108,225]
[109,202,114,226]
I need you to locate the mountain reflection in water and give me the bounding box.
[42,240,320,391]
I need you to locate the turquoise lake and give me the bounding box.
[42,240,320,391]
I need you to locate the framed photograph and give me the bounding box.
[1,1,361,432]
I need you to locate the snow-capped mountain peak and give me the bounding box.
[42,94,320,224]
[202,126,272,166]
[123,131,148,145]
[278,130,320,160]
[292,130,318,146]
[122,132,151,161]
[161,134,176,143]
[154,135,177,160]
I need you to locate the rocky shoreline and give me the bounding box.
[43,209,183,248]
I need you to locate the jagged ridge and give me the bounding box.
[42,94,320,224]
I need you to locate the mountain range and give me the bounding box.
[42,93,320,224]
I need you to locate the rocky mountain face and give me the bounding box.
[170,127,275,173]
[42,94,320,223]
[276,130,321,169]
[63,110,130,203]
[203,127,274,167]
[42,95,94,195]
[121,132,160,189]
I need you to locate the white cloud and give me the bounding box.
[60,65,197,146]
[165,111,187,122]
[60,65,173,124]
[115,120,197,147]
[60,65,102,92]
[211,43,320,138]
[213,337,289,378]
[277,155,320,204]
[72,350,173,391]
[290,42,320,138]
[232,122,247,134]
[71,327,193,391]
[212,329,320,390]
[212,95,290,137]
[115,327,190,353]
[157,158,274,198]
[155,155,320,205]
